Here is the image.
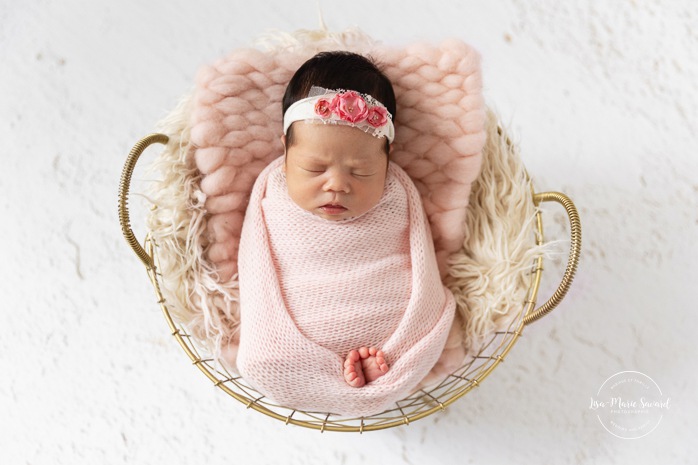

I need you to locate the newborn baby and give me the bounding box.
[235,52,457,416]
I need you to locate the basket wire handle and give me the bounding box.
[524,191,582,325]
[118,133,170,269]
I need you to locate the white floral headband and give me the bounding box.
[283,86,395,143]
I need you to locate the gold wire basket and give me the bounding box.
[118,132,581,433]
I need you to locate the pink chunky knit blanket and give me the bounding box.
[191,39,485,284]
[236,157,456,417]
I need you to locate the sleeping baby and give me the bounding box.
[235,51,460,417]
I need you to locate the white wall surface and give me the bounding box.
[1,0,696,464]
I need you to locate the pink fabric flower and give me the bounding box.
[314,99,332,118]
[366,106,389,128]
[331,91,368,123]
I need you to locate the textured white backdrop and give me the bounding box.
[1,0,696,464]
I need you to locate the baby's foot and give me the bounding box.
[343,349,366,387]
[343,347,389,388]
[359,347,390,383]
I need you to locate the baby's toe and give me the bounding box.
[344,368,358,382]
[347,349,361,363]
[376,350,389,373]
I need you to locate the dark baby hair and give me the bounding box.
[282,51,396,152]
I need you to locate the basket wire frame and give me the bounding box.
[119,133,581,433]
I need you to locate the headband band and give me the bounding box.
[283,86,395,143]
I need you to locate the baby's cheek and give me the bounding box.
[365,183,386,211]
[374,185,386,203]
[286,176,315,211]
[374,175,388,200]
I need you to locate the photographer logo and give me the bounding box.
[589,371,670,439]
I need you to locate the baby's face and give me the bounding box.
[284,123,388,221]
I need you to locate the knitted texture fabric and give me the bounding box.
[236,158,455,417]
[192,39,485,283]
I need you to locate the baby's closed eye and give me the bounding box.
[301,165,326,173]
[352,171,376,177]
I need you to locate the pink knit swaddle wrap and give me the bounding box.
[236,157,455,417]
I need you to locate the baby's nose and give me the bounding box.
[323,171,351,193]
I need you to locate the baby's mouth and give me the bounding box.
[320,203,348,215]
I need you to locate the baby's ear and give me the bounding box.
[388,143,394,155]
